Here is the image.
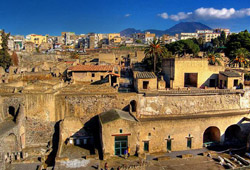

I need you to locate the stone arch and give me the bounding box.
[203,126,221,143]
[130,100,137,112]
[8,105,20,122]
[8,106,15,117]
[225,124,241,142]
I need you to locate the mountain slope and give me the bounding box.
[120,28,142,36]
[166,22,212,35]
[120,22,212,36]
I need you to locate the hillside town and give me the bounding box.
[1,20,250,170]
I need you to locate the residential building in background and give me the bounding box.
[26,34,48,47]
[179,33,198,40]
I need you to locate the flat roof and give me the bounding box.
[220,71,241,77]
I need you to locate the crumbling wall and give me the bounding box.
[138,94,245,116]
[25,118,54,147]
[24,93,55,121]
[55,93,138,122]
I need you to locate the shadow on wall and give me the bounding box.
[60,116,103,160]
[45,120,61,167]
[201,74,219,88]
[84,116,103,159]
[91,76,109,85]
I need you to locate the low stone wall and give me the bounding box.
[138,93,249,116]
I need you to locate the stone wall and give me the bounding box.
[24,118,54,147]
[54,93,137,122]
[138,93,248,116]
[24,93,55,121]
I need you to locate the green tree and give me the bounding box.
[225,31,250,60]
[219,31,227,46]
[211,38,220,48]
[144,39,169,73]
[0,30,12,70]
[166,39,200,57]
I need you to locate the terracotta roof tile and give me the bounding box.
[136,72,156,79]
[68,65,114,72]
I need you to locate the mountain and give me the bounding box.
[166,22,212,35]
[120,28,142,36]
[120,22,212,36]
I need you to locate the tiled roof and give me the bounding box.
[136,72,156,79]
[220,71,241,77]
[68,65,114,72]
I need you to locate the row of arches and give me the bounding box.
[203,125,241,145]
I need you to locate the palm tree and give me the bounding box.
[144,39,167,73]
[207,52,222,66]
[232,48,250,67]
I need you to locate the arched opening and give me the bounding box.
[130,100,137,112]
[9,106,15,117]
[203,126,221,144]
[225,124,241,145]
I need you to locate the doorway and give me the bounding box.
[184,73,198,87]
[114,136,128,156]
[143,81,149,89]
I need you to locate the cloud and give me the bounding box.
[158,12,168,19]
[124,14,131,17]
[170,12,192,21]
[194,8,236,19]
[158,8,250,21]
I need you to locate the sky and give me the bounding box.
[1,0,250,36]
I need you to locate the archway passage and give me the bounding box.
[225,125,241,142]
[8,106,20,122]
[203,126,221,144]
[9,106,15,117]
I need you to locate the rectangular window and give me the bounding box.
[144,141,149,152]
[92,73,95,77]
[143,81,149,89]
[100,76,104,80]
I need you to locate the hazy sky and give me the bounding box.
[1,0,250,35]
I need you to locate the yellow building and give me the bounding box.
[219,71,244,89]
[162,58,225,89]
[26,34,48,47]
[108,33,121,44]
